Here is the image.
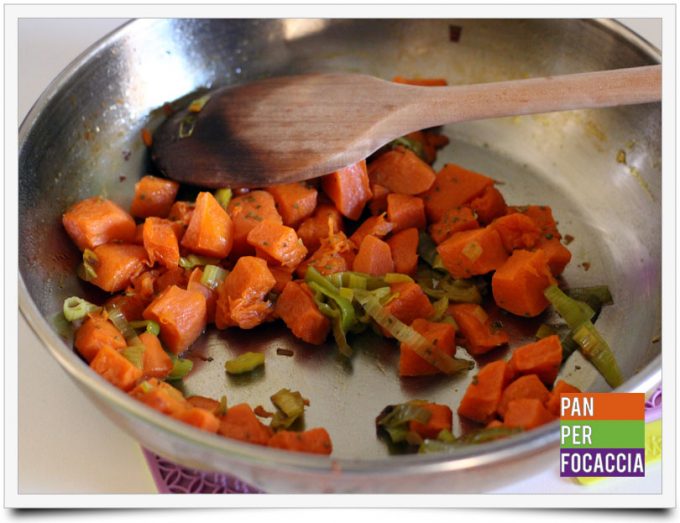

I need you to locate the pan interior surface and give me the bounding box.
[19,19,660,475]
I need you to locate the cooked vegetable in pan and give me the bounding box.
[59,76,618,456]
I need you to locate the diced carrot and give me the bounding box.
[399,318,456,376]
[74,312,126,362]
[469,186,507,225]
[90,345,143,392]
[498,374,550,418]
[143,285,207,354]
[509,205,560,238]
[154,266,189,294]
[449,303,509,356]
[437,227,508,279]
[129,175,179,218]
[488,213,541,252]
[88,243,149,293]
[352,235,394,276]
[368,183,390,215]
[181,192,234,258]
[485,419,504,429]
[186,395,222,415]
[275,281,330,345]
[321,160,372,220]
[386,193,427,233]
[457,360,512,424]
[174,407,220,433]
[186,267,217,324]
[368,147,436,195]
[266,182,318,227]
[503,398,556,429]
[246,220,307,269]
[104,293,148,322]
[130,379,189,416]
[535,237,572,276]
[387,227,419,276]
[545,380,582,416]
[139,331,173,380]
[492,249,556,317]
[392,76,448,86]
[383,282,435,329]
[409,402,453,439]
[349,213,393,247]
[168,201,195,226]
[215,256,276,329]
[218,403,273,446]
[267,427,333,455]
[508,335,563,386]
[297,203,344,252]
[143,217,180,269]
[422,164,495,222]
[295,231,355,278]
[429,206,480,245]
[62,196,136,251]
[227,191,283,257]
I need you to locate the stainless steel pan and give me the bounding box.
[19,19,661,493]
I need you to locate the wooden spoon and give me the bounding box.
[151,65,661,188]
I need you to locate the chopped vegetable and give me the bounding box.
[572,321,623,388]
[200,264,228,290]
[225,352,265,375]
[167,354,194,380]
[63,296,101,322]
[214,187,233,209]
[270,388,306,430]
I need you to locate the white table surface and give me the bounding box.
[16,17,662,497]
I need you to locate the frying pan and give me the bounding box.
[19,19,661,493]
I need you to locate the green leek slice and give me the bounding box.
[63,297,101,322]
[225,352,265,375]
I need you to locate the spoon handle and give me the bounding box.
[398,65,661,130]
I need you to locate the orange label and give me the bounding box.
[559,393,645,420]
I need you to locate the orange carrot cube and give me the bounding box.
[422,163,495,222]
[74,312,126,362]
[181,192,234,258]
[143,285,207,354]
[437,227,508,279]
[275,281,330,345]
[492,249,556,317]
[387,227,419,276]
[321,160,372,220]
[458,360,512,424]
[90,345,143,392]
[88,243,149,293]
[129,175,179,218]
[508,335,563,386]
[266,182,318,227]
[143,217,180,269]
[246,221,307,269]
[62,196,136,251]
[429,206,479,245]
[353,235,394,276]
[386,193,426,233]
[215,256,276,330]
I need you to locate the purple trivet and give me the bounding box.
[142,449,261,494]
[142,385,662,493]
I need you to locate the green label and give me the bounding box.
[560,420,645,449]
